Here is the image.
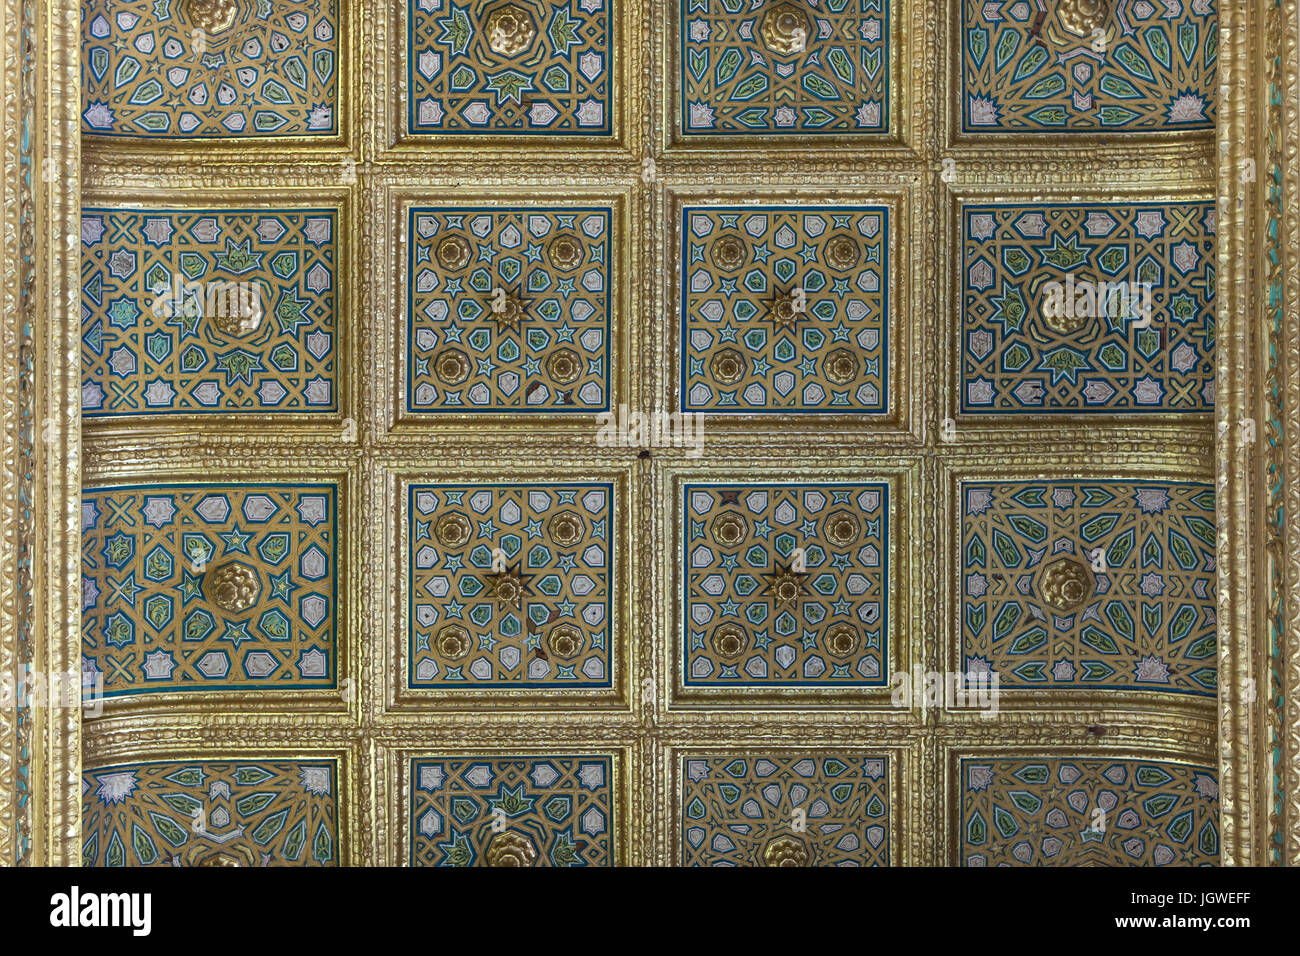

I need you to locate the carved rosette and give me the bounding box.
[759,3,811,55]
[1055,0,1110,37]
[710,622,749,661]
[436,235,473,271]
[486,829,538,866]
[546,348,583,386]
[211,284,264,338]
[435,512,473,548]
[184,0,241,34]
[547,509,586,546]
[484,4,537,57]
[210,561,260,613]
[763,835,809,866]
[436,624,472,660]
[709,348,746,385]
[824,235,861,271]
[547,234,585,272]
[710,235,748,272]
[823,349,860,386]
[709,510,748,547]
[434,349,471,385]
[546,623,584,660]
[1037,556,1095,613]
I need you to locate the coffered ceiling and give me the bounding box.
[45,0,1264,867]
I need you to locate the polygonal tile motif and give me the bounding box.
[682,753,890,866]
[408,207,612,413]
[961,201,1214,413]
[960,0,1217,133]
[409,483,614,688]
[683,482,888,687]
[960,758,1218,866]
[81,208,338,416]
[410,755,614,865]
[681,205,888,413]
[680,0,890,135]
[81,0,339,137]
[82,483,338,696]
[83,760,340,866]
[408,0,612,135]
[961,480,1216,695]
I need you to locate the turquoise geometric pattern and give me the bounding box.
[410,755,614,865]
[960,757,1219,866]
[961,201,1215,413]
[682,753,890,866]
[408,483,613,688]
[83,760,340,866]
[960,0,1217,133]
[81,0,339,138]
[679,0,890,135]
[684,482,888,687]
[960,480,1217,696]
[81,208,338,417]
[408,0,612,135]
[82,483,338,697]
[681,205,888,413]
[408,206,611,413]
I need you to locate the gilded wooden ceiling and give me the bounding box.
[5,0,1277,867]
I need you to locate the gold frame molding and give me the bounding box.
[78,185,361,442]
[381,457,641,715]
[0,0,1293,866]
